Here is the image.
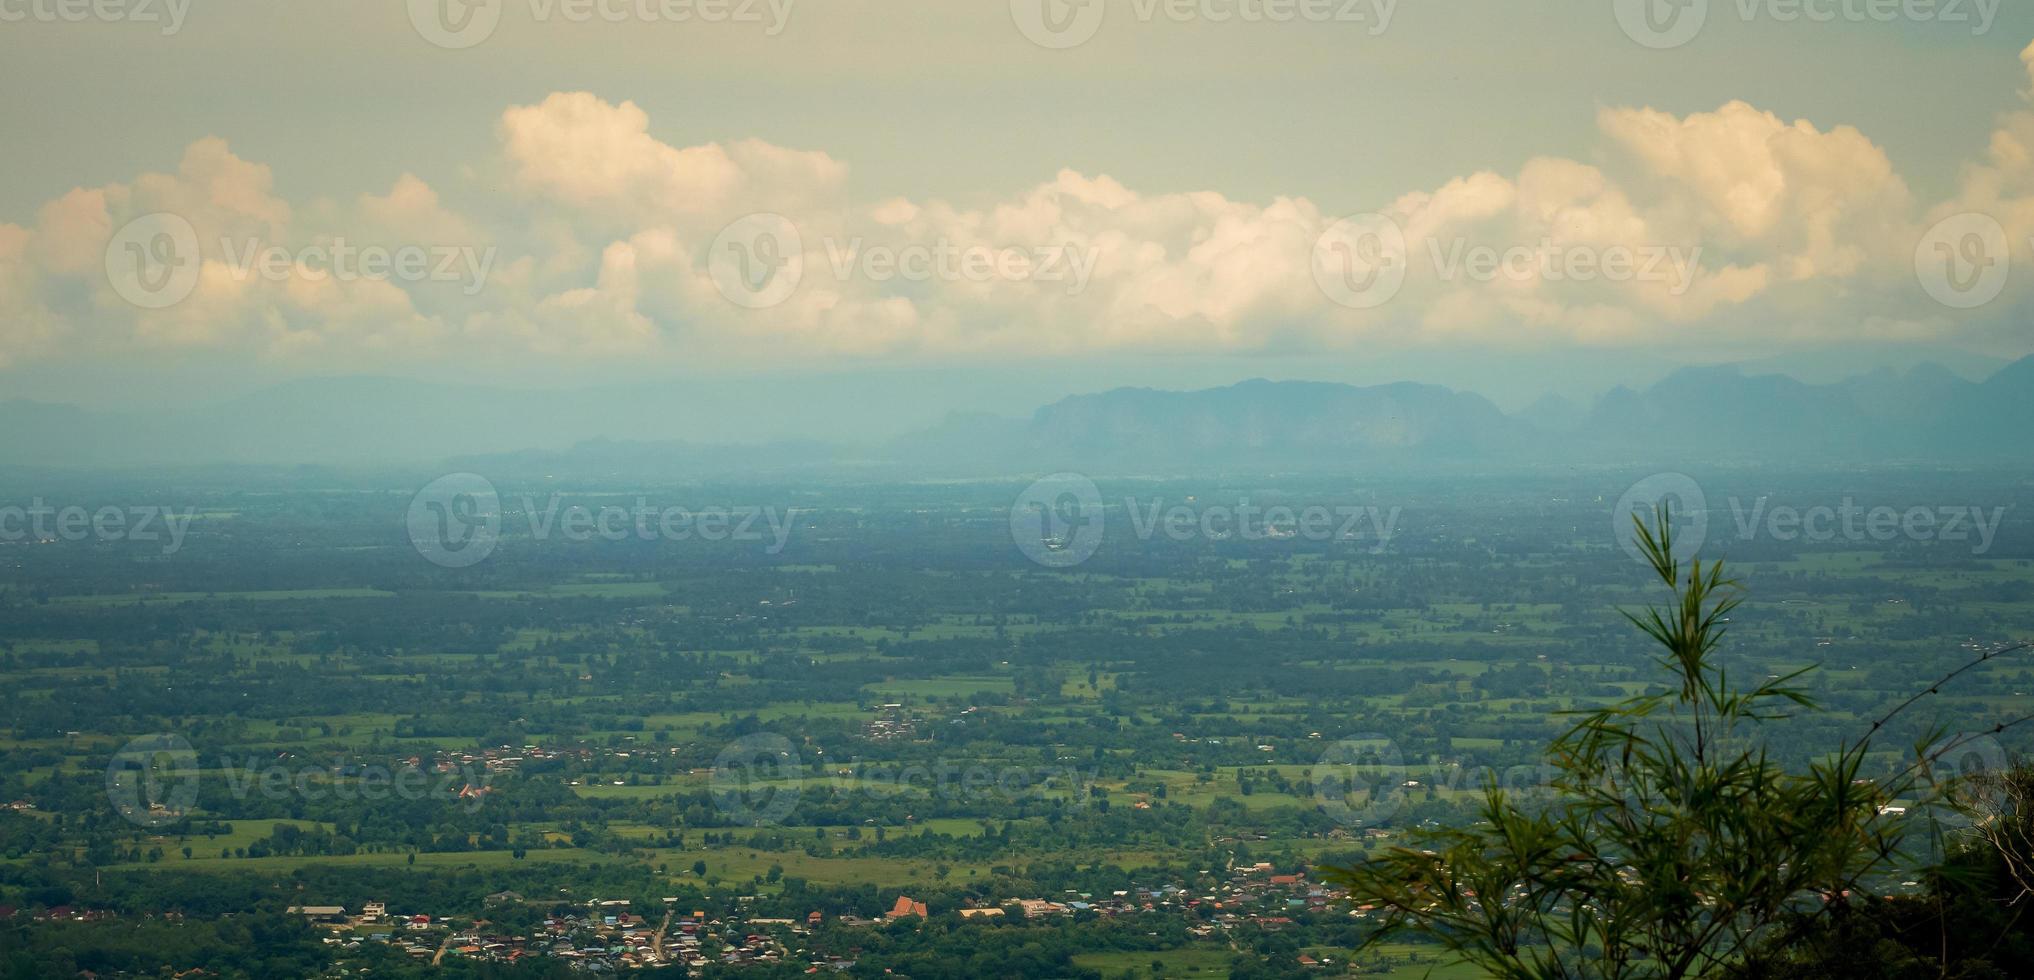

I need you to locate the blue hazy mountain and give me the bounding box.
[2,358,2031,476]
[1571,360,2034,462]
[896,379,1525,473]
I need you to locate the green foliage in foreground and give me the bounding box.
[1732,765,2034,979]
[1327,507,1937,979]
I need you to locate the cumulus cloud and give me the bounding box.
[0,138,456,365]
[0,222,56,366]
[12,47,2034,371]
[1598,101,1913,281]
[499,92,846,231]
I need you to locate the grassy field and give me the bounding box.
[1072,948,1236,977]
[52,588,396,605]
[111,845,609,873]
[16,523,2031,974]
[1356,944,1489,979]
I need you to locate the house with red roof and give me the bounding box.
[883,896,928,920]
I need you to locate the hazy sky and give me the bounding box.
[5,1,2034,421]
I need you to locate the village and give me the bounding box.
[276,861,1362,973]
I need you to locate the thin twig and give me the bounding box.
[1883,713,2034,792]
[1867,643,2034,736]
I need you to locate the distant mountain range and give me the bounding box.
[895,379,1525,472]
[887,357,2034,473]
[5,357,2033,479]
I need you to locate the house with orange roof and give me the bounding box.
[883,896,928,920]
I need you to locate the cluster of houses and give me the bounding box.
[269,864,1352,972]
[290,896,810,971]
[935,863,1346,926]
[0,904,116,923]
[10,866,1357,974]
[865,704,915,742]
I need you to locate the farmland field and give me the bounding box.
[2,470,2029,976]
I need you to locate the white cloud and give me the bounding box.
[498,92,846,232]
[15,45,2034,372]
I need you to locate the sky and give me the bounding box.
[4,1,2034,429]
